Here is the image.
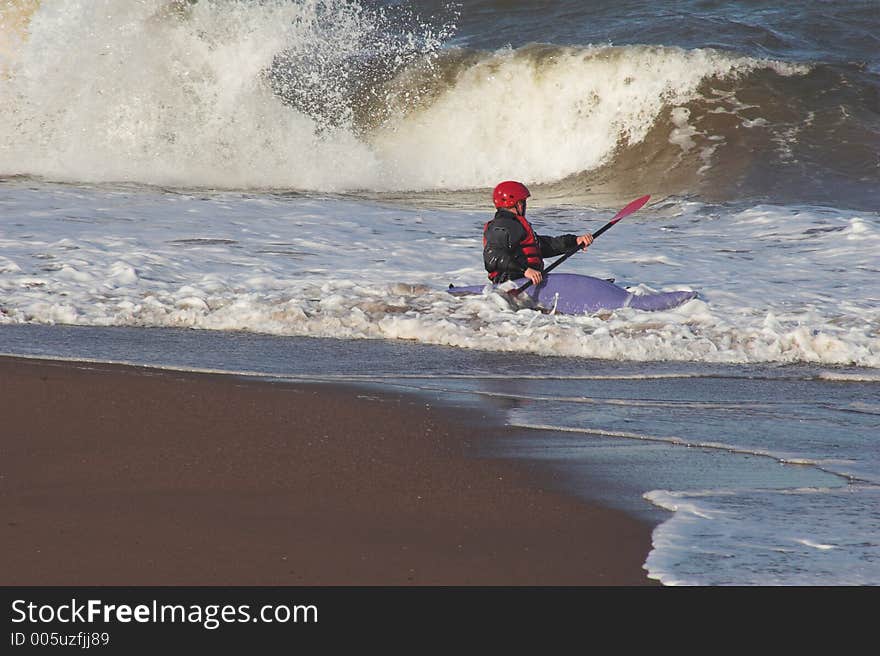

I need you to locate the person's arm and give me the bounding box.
[538,233,593,257]
[537,234,577,258]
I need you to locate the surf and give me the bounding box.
[2,0,839,203]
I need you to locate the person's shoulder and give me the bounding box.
[489,209,521,228]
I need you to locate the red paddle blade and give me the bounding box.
[610,194,651,224]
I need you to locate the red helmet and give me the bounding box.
[493,181,530,209]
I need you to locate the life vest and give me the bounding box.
[483,212,543,281]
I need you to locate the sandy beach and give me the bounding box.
[0,354,656,586]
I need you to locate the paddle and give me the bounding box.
[509,194,651,296]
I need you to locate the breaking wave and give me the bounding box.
[1,1,877,207]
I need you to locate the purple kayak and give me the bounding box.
[447,273,697,314]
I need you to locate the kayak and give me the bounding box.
[447,272,697,314]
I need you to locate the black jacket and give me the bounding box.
[483,209,578,282]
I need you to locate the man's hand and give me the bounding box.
[577,233,594,250]
[524,268,543,285]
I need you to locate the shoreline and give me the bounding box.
[0,354,658,586]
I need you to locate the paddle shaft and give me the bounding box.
[510,194,650,296]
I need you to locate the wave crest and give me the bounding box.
[4,0,875,208]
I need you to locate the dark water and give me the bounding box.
[436,0,880,67]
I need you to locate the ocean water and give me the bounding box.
[1,0,878,585]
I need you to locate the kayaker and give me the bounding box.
[483,181,593,284]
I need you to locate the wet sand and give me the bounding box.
[0,355,657,585]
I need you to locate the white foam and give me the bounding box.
[669,106,698,152]
[645,485,880,585]
[1,187,878,369]
[795,539,836,550]
[0,1,808,190]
